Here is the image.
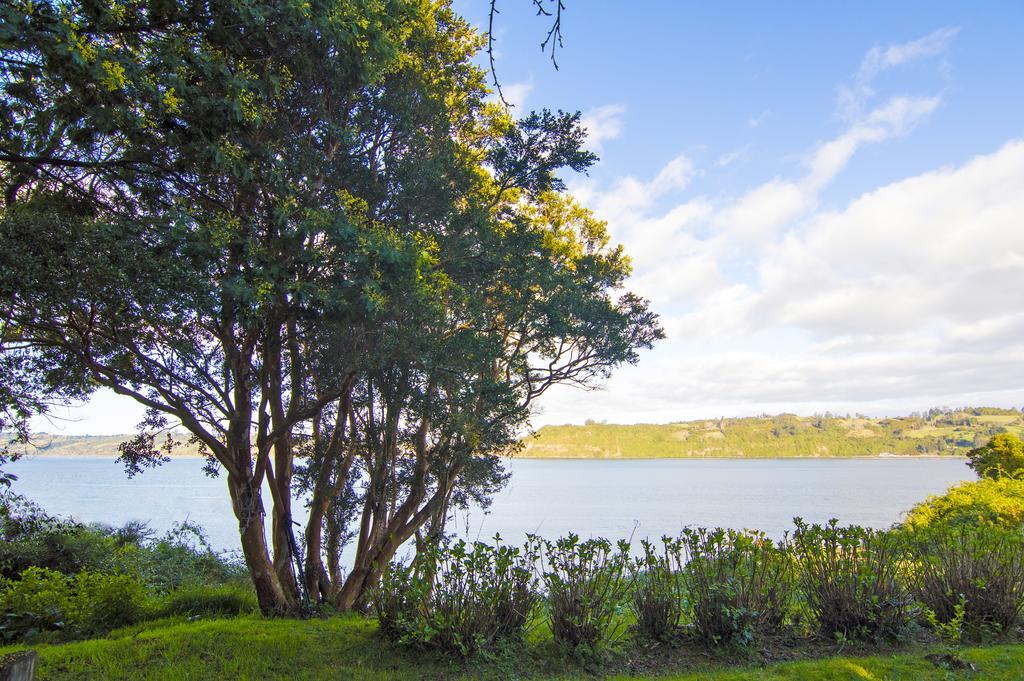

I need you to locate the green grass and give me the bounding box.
[3,614,1024,680]
[630,646,1024,680]
[522,410,1023,459]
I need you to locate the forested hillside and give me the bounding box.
[522,408,1024,458]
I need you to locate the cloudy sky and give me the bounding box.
[464,1,1024,426]
[36,2,1024,434]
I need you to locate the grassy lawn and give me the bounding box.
[3,614,1022,680]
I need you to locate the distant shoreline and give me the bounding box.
[15,451,968,461]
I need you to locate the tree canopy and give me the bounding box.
[967,433,1024,480]
[0,0,661,613]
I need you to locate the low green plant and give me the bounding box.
[913,524,1024,638]
[629,537,685,641]
[539,534,632,657]
[0,567,146,642]
[793,519,913,641]
[681,528,794,646]
[68,571,146,636]
[0,567,69,642]
[372,536,538,655]
[156,584,258,619]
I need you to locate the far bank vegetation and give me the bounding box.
[524,407,1024,459]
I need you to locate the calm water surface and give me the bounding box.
[9,456,972,553]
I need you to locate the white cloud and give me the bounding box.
[715,145,749,167]
[580,104,626,151]
[501,80,534,110]
[838,27,958,119]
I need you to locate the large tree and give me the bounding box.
[0,0,661,613]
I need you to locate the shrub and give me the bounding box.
[967,433,1024,480]
[372,559,423,641]
[69,571,147,635]
[681,528,794,645]
[372,537,538,655]
[903,477,1024,530]
[157,584,258,618]
[913,524,1024,638]
[110,521,248,592]
[540,534,632,656]
[0,567,69,642]
[0,493,116,578]
[793,519,914,641]
[629,537,684,641]
[0,567,146,641]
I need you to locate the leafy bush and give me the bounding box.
[110,521,248,592]
[540,534,632,656]
[967,433,1024,479]
[0,567,146,641]
[68,571,147,635]
[372,560,425,642]
[903,477,1024,530]
[793,520,914,641]
[0,567,69,642]
[681,528,794,645]
[156,584,258,618]
[0,493,116,578]
[372,537,538,655]
[629,537,684,641]
[913,524,1024,638]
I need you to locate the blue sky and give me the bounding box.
[36,1,1024,434]
[459,0,1024,425]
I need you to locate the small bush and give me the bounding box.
[793,519,913,641]
[157,584,258,618]
[966,433,1024,480]
[372,537,538,655]
[903,477,1024,530]
[0,567,146,641]
[682,528,794,645]
[0,567,69,642]
[69,571,147,635]
[540,534,632,656]
[914,524,1024,638]
[372,560,423,641]
[0,494,115,578]
[629,537,684,641]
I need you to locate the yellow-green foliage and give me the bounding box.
[966,433,1024,479]
[903,477,1024,530]
[523,409,1023,459]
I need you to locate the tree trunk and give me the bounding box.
[228,470,291,614]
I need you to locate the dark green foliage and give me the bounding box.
[540,534,632,656]
[967,433,1024,480]
[913,524,1024,638]
[629,537,684,641]
[681,528,794,645]
[793,520,914,641]
[371,537,538,656]
[156,584,258,619]
[0,493,113,578]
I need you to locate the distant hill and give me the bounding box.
[6,433,202,458]
[521,408,1024,459]
[9,408,1023,460]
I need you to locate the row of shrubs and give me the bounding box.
[0,492,257,642]
[372,520,1024,657]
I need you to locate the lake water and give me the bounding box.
[7,456,972,555]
